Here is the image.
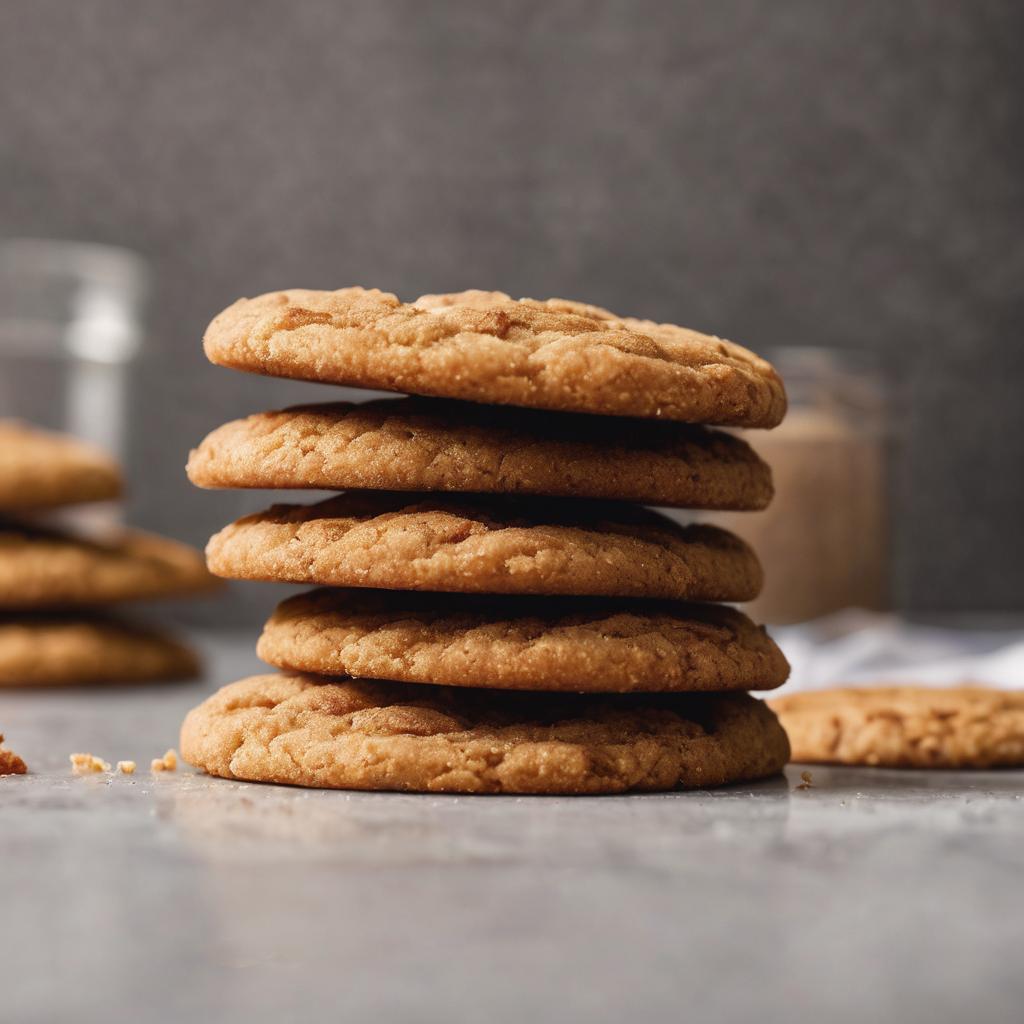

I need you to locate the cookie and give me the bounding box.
[0,519,218,610]
[0,616,199,686]
[769,687,1024,769]
[187,398,773,511]
[206,493,763,601]
[0,420,121,510]
[180,673,790,794]
[258,588,789,693]
[203,287,785,427]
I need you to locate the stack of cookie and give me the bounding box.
[0,421,214,686]
[181,288,791,794]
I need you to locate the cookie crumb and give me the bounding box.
[70,752,110,775]
[0,734,27,775]
[151,748,178,773]
[117,760,136,775]
[795,769,814,790]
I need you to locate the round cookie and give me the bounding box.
[180,673,790,794]
[0,616,199,686]
[187,397,773,510]
[203,287,786,428]
[258,588,789,693]
[0,420,121,510]
[206,493,763,601]
[0,519,218,610]
[770,686,1024,769]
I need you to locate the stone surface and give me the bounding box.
[2,631,1023,1023]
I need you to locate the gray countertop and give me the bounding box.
[3,632,1023,1024]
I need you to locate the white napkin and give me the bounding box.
[772,610,1024,691]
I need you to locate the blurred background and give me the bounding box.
[1,0,1021,623]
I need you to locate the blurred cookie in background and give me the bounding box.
[0,421,215,685]
[0,420,121,511]
[0,615,199,687]
[0,518,217,609]
[770,686,1024,769]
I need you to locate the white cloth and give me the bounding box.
[773,610,1024,691]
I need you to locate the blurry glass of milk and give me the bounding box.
[0,239,148,522]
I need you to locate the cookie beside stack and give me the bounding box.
[0,421,215,686]
[181,288,791,794]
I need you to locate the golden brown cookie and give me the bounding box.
[180,672,790,794]
[0,519,218,610]
[206,493,763,601]
[0,616,199,686]
[203,288,785,427]
[258,588,789,693]
[187,398,773,510]
[770,686,1024,769]
[0,420,121,510]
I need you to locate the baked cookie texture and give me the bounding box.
[0,520,218,609]
[770,686,1024,769]
[180,673,790,794]
[203,288,786,428]
[258,589,789,693]
[0,616,199,686]
[0,420,121,510]
[187,398,773,510]
[206,494,763,601]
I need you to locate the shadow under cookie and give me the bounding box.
[0,518,218,610]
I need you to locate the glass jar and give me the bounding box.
[711,347,892,624]
[0,240,149,516]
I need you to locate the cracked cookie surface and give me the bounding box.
[0,519,218,609]
[203,287,785,427]
[206,493,763,601]
[187,397,772,510]
[0,616,199,686]
[0,420,121,510]
[770,686,1024,768]
[180,672,790,794]
[258,588,789,693]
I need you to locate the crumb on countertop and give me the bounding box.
[151,748,178,773]
[0,734,27,775]
[795,769,814,791]
[70,752,110,775]
[117,760,136,775]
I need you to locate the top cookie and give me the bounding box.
[0,420,122,510]
[0,519,219,610]
[770,686,1024,769]
[187,397,773,510]
[203,288,786,427]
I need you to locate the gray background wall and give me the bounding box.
[1,0,1022,616]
